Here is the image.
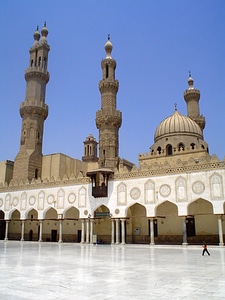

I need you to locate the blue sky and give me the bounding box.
[0,0,224,166]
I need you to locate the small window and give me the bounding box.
[157,147,162,154]
[166,144,172,156]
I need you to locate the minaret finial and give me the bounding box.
[174,103,177,111]
[108,34,110,40]
[188,70,191,78]
[44,21,46,27]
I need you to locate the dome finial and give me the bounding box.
[104,35,113,59]
[174,103,177,111]
[188,71,194,90]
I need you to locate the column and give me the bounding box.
[21,220,25,241]
[115,219,120,244]
[182,217,188,246]
[58,220,63,243]
[81,219,85,243]
[38,220,43,242]
[150,218,155,245]
[218,215,224,246]
[121,219,126,245]
[86,218,90,243]
[111,219,115,244]
[4,220,9,241]
[90,219,94,244]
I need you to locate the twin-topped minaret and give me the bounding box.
[96,36,122,169]
[13,23,50,182]
[184,74,205,132]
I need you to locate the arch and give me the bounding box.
[178,142,185,151]
[166,144,172,156]
[94,204,110,214]
[187,198,213,215]
[43,207,57,219]
[25,208,38,220]
[126,203,148,244]
[157,146,162,154]
[155,201,178,216]
[64,206,80,219]
[190,143,195,150]
[9,209,21,220]
[0,210,5,240]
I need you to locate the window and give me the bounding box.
[166,144,172,156]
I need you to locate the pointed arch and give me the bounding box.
[188,198,213,215]
[43,207,57,219]
[63,206,80,219]
[25,208,38,220]
[117,182,127,205]
[144,179,155,204]
[155,200,178,216]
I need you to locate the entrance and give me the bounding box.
[51,230,57,242]
[186,217,196,237]
[77,230,81,243]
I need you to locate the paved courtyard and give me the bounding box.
[0,241,225,299]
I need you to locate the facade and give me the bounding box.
[0,25,225,245]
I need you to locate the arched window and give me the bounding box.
[35,169,38,179]
[106,65,109,78]
[178,143,185,151]
[166,144,172,156]
[157,146,162,154]
[190,143,195,150]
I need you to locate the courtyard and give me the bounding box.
[0,241,225,299]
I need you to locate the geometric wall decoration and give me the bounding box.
[29,196,36,206]
[20,192,27,210]
[144,180,155,203]
[130,187,141,200]
[175,177,187,202]
[78,187,86,207]
[210,173,223,200]
[5,194,11,211]
[38,190,45,210]
[192,181,205,194]
[68,193,76,204]
[159,184,171,197]
[57,188,65,209]
[117,183,127,205]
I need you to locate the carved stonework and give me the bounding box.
[210,173,223,200]
[57,189,65,209]
[192,181,205,194]
[176,177,187,202]
[29,196,36,206]
[144,180,155,203]
[130,187,141,200]
[47,194,55,205]
[21,192,27,210]
[78,187,86,207]
[68,193,76,204]
[117,183,127,205]
[38,190,45,210]
[159,184,171,197]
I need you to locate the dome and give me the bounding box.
[154,110,203,142]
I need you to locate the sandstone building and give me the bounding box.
[0,24,224,245]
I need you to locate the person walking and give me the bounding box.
[202,242,210,256]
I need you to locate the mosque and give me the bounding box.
[0,24,224,245]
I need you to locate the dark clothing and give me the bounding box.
[202,244,210,256]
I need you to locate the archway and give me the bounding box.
[25,209,38,241]
[187,198,218,244]
[155,201,181,244]
[94,205,111,244]
[43,208,58,242]
[64,207,80,242]
[8,209,21,240]
[0,211,5,240]
[127,203,148,244]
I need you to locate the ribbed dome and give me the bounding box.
[154,110,203,142]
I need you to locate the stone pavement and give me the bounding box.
[0,241,225,299]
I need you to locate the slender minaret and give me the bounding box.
[13,24,50,182]
[96,36,122,169]
[184,74,205,132]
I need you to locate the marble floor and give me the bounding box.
[0,241,225,299]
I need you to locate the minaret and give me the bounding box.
[13,24,50,182]
[96,36,122,169]
[184,74,205,131]
[82,134,98,162]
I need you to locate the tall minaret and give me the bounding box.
[184,74,205,132]
[96,36,122,169]
[13,24,50,182]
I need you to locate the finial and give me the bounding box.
[36,25,39,31]
[188,70,191,78]
[174,103,177,111]
[44,21,46,27]
[108,34,110,40]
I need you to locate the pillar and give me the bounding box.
[21,220,25,241]
[111,219,115,244]
[90,219,94,244]
[115,219,120,244]
[58,220,63,243]
[121,219,126,245]
[218,215,224,246]
[38,220,43,242]
[81,219,85,243]
[4,220,9,241]
[86,218,90,243]
[150,218,155,245]
[182,217,188,246]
